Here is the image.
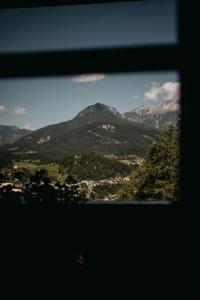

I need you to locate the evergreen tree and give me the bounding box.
[118,124,180,201]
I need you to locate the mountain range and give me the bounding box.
[0,125,31,146]
[0,101,178,162]
[123,100,179,129]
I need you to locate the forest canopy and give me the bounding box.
[118,124,180,201]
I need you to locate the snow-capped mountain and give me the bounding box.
[123,100,179,129]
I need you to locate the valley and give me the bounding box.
[0,101,179,203]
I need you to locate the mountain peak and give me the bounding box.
[85,102,110,111]
[0,103,159,160]
[76,102,122,117]
[85,102,107,112]
[132,100,179,115]
[94,102,104,108]
[123,100,179,129]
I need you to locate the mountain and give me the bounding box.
[0,103,159,161]
[123,100,179,129]
[7,103,128,143]
[74,103,127,126]
[36,121,158,160]
[0,125,31,146]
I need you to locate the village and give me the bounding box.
[0,173,131,202]
[0,154,146,203]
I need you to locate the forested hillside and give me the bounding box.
[118,124,180,201]
[60,153,134,181]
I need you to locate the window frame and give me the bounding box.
[0,0,191,209]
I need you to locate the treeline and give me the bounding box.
[60,153,134,181]
[118,124,180,201]
[93,183,124,199]
[0,150,13,168]
[0,173,88,206]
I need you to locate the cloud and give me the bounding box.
[24,124,31,130]
[71,73,106,83]
[13,107,27,115]
[144,81,180,101]
[0,105,7,113]
[23,124,35,131]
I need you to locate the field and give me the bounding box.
[119,159,133,165]
[13,161,62,179]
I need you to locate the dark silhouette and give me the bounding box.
[0,175,87,206]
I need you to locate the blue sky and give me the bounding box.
[0,1,179,130]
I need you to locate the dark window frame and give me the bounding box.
[0,0,193,209]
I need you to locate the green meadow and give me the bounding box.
[13,161,62,179]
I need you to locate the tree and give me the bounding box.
[30,169,48,184]
[13,169,26,181]
[118,124,180,201]
[0,172,6,183]
[65,174,77,185]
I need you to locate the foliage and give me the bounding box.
[0,150,13,168]
[1,120,159,161]
[61,153,134,181]
[13,161,59,178]
[93,183,124,199]
[30,168,48,184]
[118,125,180,201]
[0,167,87,205]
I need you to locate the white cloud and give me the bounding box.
[144,81,180,101]
[71,73,106,83]
[13,107,27,115]
[144,82,160,100]
[162,82,181,100]
[24,124,35,131]
[24,124,31,130]
[0,105,7,113]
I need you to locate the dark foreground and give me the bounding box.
[0,202,189,299]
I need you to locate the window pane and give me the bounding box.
[0,0,177,53]
[0,71,180,204]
